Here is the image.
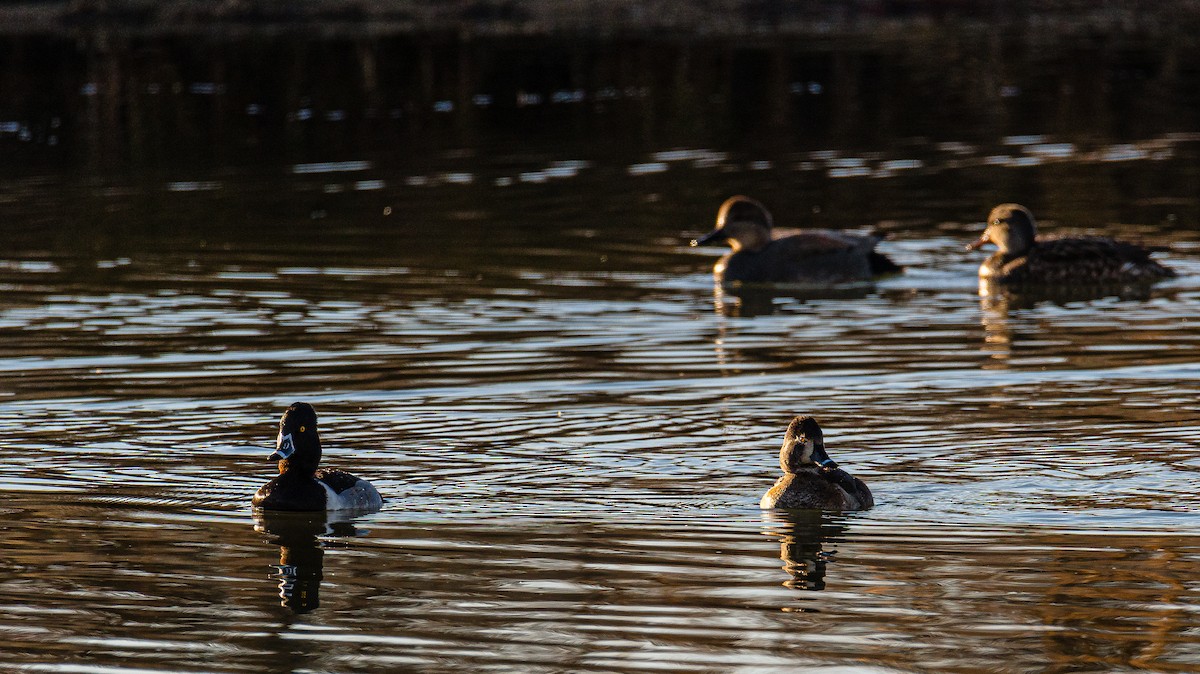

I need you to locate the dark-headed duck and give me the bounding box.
[252,402,383,512]
[693,196,901,285]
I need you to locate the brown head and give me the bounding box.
[967,204,1037,256]
[692,195,774,253]
[779,416,839,474]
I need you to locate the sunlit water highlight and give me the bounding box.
[4,39,1200,673]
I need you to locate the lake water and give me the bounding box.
[3,21,1200,672]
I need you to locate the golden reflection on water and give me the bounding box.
[4,21,1200,673]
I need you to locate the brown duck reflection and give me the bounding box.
[761,509,848,591]
[253,510,368,614]
[712,282,876,317]
[979,285,1173,368]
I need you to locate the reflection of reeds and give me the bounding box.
[10,1,1200,37]
[1,6,1193,174]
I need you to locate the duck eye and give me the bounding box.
[299,425,306,433]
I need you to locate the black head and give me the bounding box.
[270,402,321,475]
[779,415,838,473]
[692,195,774,250]
[967,203,1037,255]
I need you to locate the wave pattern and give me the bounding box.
[2,139,1200,671]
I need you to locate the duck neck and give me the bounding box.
[277,450,320,479]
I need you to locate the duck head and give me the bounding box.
[271,402,321,477]
[779,416,838,474]
[693,195,774,253]
[967,203,1037,256]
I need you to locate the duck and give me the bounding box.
[252,402,383,512]
[967,203,1175,286]
[760,416,873,511]
[692,195,901,285]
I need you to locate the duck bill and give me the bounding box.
[966,233,990,251]
[692,229,726,247]
[270,432,295,461]
[810,443,838,471]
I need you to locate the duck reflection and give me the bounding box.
[712,282,875,317]
[978,285,1169,367]
[978,278,1158,304]
[761,509,848,591]
[253,509,368,614]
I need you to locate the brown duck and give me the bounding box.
[693,196,901,285]
[967,204,1174,286]
[760,416,873,511]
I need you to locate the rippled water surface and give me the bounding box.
[4,24,1200,673]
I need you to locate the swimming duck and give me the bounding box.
[692,195,901,284]
[760,416,873,511]
[967,203,1175,286]
[252,402,383,512]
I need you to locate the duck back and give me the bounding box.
[316,468,384,511]
[760,468,873,511]
[722,230,894,284]
[985,235,1174,285]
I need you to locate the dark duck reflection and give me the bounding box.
[761,510,848,591]
[760,416,873,511]
[253,510,367,614]
[692,196,901,286]
[968,203,1174,296]
[253,402,383,512]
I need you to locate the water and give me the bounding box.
[4,21,1200,672]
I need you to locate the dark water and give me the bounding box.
[3,25,1200,672]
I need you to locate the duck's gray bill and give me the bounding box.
[270,432,295,461]
[810,443,839,470]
